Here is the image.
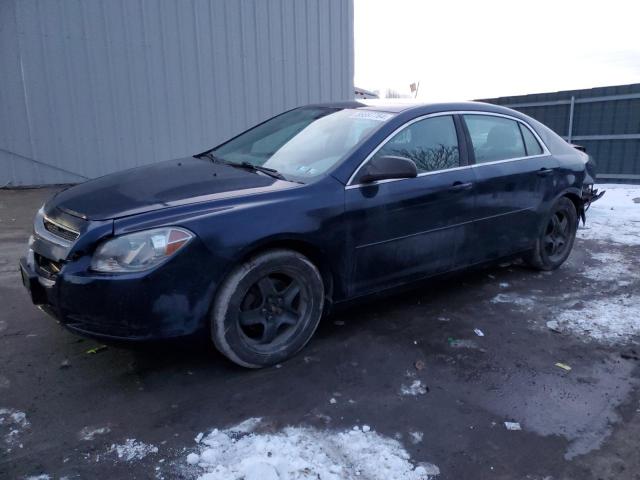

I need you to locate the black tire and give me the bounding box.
[211,249,324,368]
[524,197,578,271]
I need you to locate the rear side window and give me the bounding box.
[464,115,525,163]
[373,115,459,173]
[519,123,544,155]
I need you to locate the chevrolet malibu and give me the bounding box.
[20,101,599,368]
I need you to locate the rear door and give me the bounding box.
[461,113,558,262]
[344,114,476,297]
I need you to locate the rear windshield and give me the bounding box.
[214,107,394,182]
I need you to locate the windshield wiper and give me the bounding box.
[196,151,226,164]
[196,152,297,182]
[237,162,288,181]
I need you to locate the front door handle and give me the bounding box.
[449,181,473,191]
[537,168,554,177]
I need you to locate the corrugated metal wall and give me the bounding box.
[0,0,354,186]
[479,83,640,181]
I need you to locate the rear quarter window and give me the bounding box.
[519,123,544,156]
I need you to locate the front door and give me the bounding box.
[344,114,477,297]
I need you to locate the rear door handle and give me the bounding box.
[537,168,554,177]
[449,181,473,191]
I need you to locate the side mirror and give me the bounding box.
[358,155,418,183]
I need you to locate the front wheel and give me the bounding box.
[211,249,324,368]
[524,197,578,271]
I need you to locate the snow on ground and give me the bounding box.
[554,295,640,342]
[0,407,29,451]
[78,426,111,441]
[490,293,536,310]
[108,438,158,462]
[183,418,439,480]
[582,251,638,285]
[486,185,640,344]
[400,380,428,396]
[578,184,640,245]
[557,185,640,342]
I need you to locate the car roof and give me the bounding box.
[305,99,524,117]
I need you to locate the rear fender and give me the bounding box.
[556,186,604,226]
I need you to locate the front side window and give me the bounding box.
[213,107,393,182]
[464,115,526,163]
[372,115,460,173]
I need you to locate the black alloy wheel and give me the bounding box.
[524,196,578,271]
[238,273,305,347]
[211,249,324,368]
[543,209,572,262]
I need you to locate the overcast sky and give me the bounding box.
[354,0,640,100]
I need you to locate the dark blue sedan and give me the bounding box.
[20,101,598,367]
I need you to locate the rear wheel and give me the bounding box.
[524,197,578,270]
[211,249,324,368]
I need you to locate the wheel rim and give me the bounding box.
[237,272,307,347]
[543,209,571,261]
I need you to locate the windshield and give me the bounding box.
[212,107,394,182]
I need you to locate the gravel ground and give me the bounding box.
[0,185,639,480]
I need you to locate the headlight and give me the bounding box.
[90,227,193,273]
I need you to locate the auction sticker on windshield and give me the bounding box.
[349,111,395,121]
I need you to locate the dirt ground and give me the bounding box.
[1,186,639,480]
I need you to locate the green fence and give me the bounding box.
[480,83,640,182]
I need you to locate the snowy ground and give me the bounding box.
[491,184,640,344]
[0,408,29,453]
[181,418,439,480]
[577,184,640,245]
[553,294,640,342]
[471,184,640,463]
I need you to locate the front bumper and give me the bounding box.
[19,255,50,306]
[19,238,216,341]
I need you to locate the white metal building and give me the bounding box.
[0,0,354,186]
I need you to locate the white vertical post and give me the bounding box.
[567,95,575,143]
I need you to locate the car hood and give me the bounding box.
[46,157,292,220]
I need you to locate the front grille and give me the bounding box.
[43,218,79,242]
[35,253,62,278]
